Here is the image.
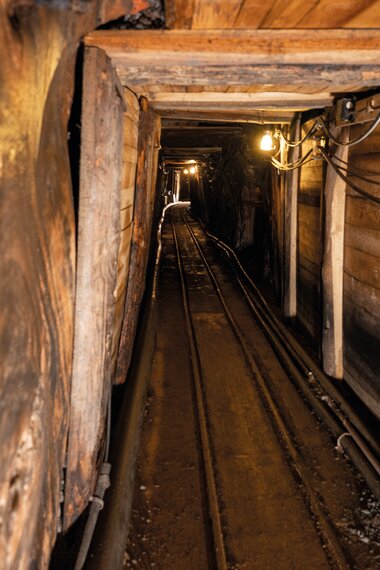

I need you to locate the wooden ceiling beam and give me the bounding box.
[156,110,293,123]
[86,29,380,66]
[165,0,380,29]
[85,29,380,109]
[148,91,332,111]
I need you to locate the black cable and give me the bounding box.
[271,157,317,171]
[271,148,315,171]
[280,121,318,147]
[326,152,380,177]
[318,146,380,204]
[320,113,380,147]
[326,155,380,186]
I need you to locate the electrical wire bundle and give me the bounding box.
[271,110,380,204]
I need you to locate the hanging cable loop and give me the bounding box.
[319,112,380,147]
[279,122,319,147]
[318,146,380,204]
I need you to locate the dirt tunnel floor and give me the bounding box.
[124,204,380,570]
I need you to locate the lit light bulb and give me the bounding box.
[183,168,189,174]
[187,159,196,164]
[260,130,274,151]
[189,166,197,174]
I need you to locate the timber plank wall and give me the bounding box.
[111,88,141,377]
[297,120,324,347]
[115,99,161,385]
[344,124,380,416]
[0,1,132,568]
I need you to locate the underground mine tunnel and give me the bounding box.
[1,2,380,569]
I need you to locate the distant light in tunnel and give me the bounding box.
[260,130,276,151]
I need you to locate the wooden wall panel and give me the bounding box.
[115,100,161,385]
[165,0,380,29]
[0,1,131,567]
[296,122,324,345]
[284,117,300,317]
[64,47,125,529]
[111,89,140,375]
[343,124,380,417]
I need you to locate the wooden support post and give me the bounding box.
[322,128,349,378]
[64,46,125,529]
[115,99,161,385]
[284,116,301,317]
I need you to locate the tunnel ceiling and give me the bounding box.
[85,28,380,125]
[163,0,380,29]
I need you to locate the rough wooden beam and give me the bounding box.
[156,110,293,123]
[84,30,380,96]
[283,116,301,318]
[117,66,379,92]
[64,46,125,529]
[85,29,380,65]
[322,128,349,379]
[148,91,332,111]
[115,100,161,385]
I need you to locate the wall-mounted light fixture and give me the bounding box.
[260,130,277,151]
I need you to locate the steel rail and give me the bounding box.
[170,206,229,570]
[204,230,380,471]
[178,207,349,570]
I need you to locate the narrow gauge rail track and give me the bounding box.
[204,229,380,492]
[168,203,379,570]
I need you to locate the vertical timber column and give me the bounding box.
[64,46,125,528]
[322,128,349,378]
[115,98,161,385]
[284,117,301,317]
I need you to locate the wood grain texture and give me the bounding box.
[343,123,380,417]
[87,29,380,64]
[110,90,141,378]
[191,0,243,28]
[64,46,125,529]
[0,0,132,566]
[322,129,349,379]
[284,117,300,317]
[165,0,380,28]
[296,124,323,346]
[115,100,161,385]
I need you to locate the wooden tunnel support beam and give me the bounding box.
[322,128,349,379]
[64,46,126,529]
[283,115,300,318]
[85,29,380,97]
[115,99,161,385]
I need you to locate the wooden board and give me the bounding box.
[110,90,141,377]
[115,100,161,385]
[85,30,380,100]
[322,128,349,379]
[86,29,380,65]
[296,125,323,347]
[343,123,380,417]
[284,117,300,317]
[165,0,380,29]
[148,91,333,112]
[64,46,125,529]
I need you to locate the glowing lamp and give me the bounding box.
[260,130,275,151]
[183,168,189,174]
[189,166,197,174]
